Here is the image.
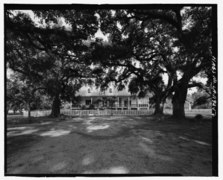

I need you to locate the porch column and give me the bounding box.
[188,102,191,111]
[147,98,150,111]
[91,97,93,104]
[128,97,130,110]
[136,96,139,110]
[116,97,118,110]
[117,97,119,109]
[121,97,123,110]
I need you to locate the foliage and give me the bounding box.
[91,9,179,114]
[5,9,99,116]
[6,73,48,113]
[5,7,213,118]
[88,104,95,109]
[93,7,213,117]
[191,90,211,109]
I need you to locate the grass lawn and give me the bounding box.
[6,115,213,175]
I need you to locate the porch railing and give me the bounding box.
[72,103,149,110]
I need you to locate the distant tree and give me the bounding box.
[71,96,82,108]
[6,73,45,119]
[38,95,52,110]
[191,90,211,109]
[7,78,23,114]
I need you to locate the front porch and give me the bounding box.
[73,96,150,110]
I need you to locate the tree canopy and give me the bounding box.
[6,6,214,118]
[91,7,213,118]
[6,9,99,117]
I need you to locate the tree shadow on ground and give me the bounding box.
[130,116,212,142]
[7,134,42,157]
[6,115,212,175]
[68,115,211,143]
[72,126,134,140]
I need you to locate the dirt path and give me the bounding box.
[6,116,212,175]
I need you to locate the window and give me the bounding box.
[88,88,91,93]
[86,100,91,105]
[119,98,122,106]
[124,100,128,107]
[109,88,112,93]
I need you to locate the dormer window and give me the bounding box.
[109,88,112,93]
[88,88,91,93]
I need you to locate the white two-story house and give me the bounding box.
[74,84,150,110]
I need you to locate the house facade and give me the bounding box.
[73,84,150,110]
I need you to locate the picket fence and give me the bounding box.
[23,109,154,117]
[163,109,212,116]
[23,108,212,118]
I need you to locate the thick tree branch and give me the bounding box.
[187,82,204,88]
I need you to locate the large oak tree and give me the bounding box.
[6,9,99,117]
[92,6,213,118]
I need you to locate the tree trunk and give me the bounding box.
[28,103,31,118]
[50,94,61,117]
[154,98,164,115]
[172,84,188,119]
[28,101,31,123]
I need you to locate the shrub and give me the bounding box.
[193,103,211,109]
[194,114,203,122]
[89,104,95,109]
[195,114,203,120]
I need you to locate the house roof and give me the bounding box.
[76,84,132,97]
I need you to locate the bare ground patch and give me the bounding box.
[6,115,212,175]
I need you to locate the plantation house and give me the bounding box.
[72,84,150,110]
